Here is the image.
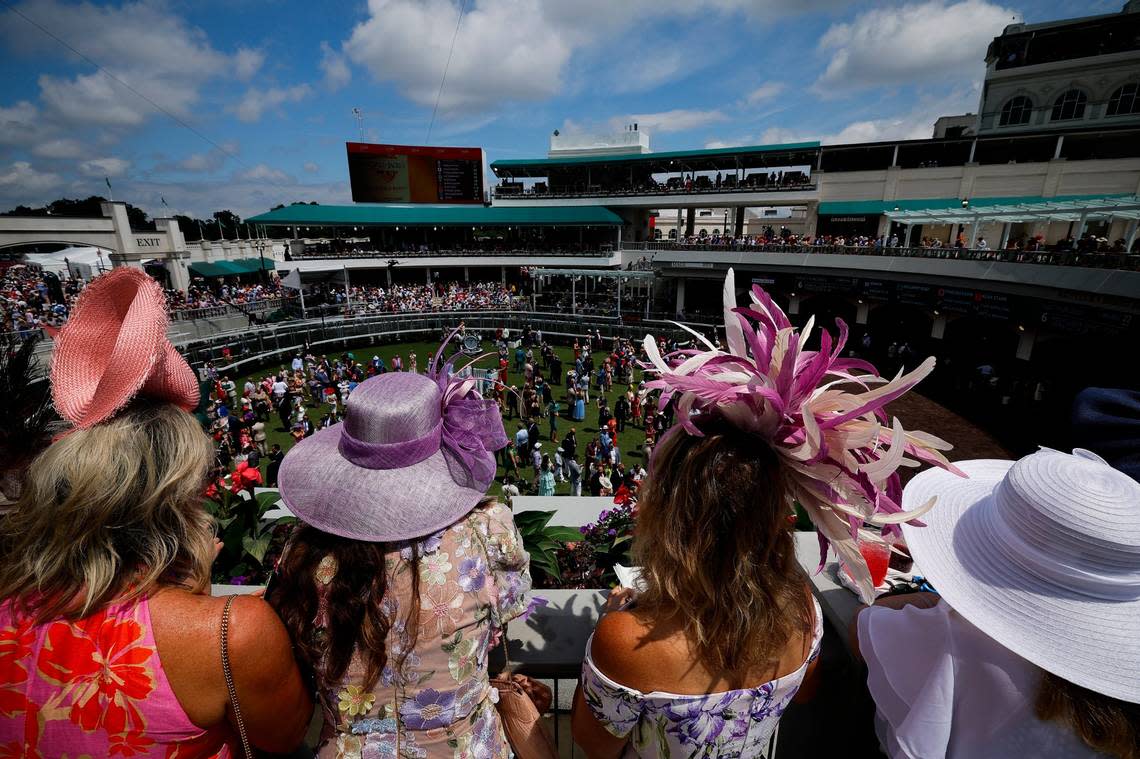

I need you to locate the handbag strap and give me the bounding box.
[220,595,253,759]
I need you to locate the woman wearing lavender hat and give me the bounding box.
[269,341,545,758]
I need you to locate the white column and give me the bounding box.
[1074,211,1089,241]
[967,216,981,248]
[856,302,870,325]
[1124,219,1139,253]
[931,314,947,340]
[999,222,1012,250]
[464,266,470,282]
[675,278,686,315]
[501,266,506,285]
[1016,328,1036,361]
[788,293,801,316]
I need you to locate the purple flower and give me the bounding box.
[399,688,456,730]
[520,595,549,622]
[579,525,590,535]
[607,529,617,537]
[457,556,487,593]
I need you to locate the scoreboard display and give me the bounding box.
[346,142,484,204]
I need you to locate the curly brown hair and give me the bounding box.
[269,525,421,694]
[633,420,812,675]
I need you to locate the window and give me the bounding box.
[1051,89,1088,121]
[999,96,1034,126]
[1107,83,1140,116]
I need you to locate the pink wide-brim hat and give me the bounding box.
[51,268,199,429]
[277,371,507,543]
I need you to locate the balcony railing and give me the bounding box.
[493,181,817,200]
[289,248,617,260]
[626,241,1140,271]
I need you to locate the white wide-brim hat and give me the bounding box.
[902,448,1140,703]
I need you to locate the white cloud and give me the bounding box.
[0,161,62,195]
[230,84,313,123]
[302,161,319,174]
[814,0,1017,93]
[609,109,728,134]
[343,0,856,114]
[165,141,240,173]
[745,81,785,105]
[319,41,351,91]
[32,138,85,159]
[234,47,265,80]
[0,101,40,148]
[237,164,293,183]
[79,157,130,177]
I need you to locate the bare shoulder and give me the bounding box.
[590,610,668,692]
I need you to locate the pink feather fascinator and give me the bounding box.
[642,269,965,603]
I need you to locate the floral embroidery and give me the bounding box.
[313,503,529,759]
[447,637,478,682]
[420,583,464,636]
[420,552,453,586]
[339,684,377,718]
[456,557,486,594]
[399,687,456,730]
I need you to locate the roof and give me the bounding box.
[819,193,1135,217]
[884,194,1140,224]
[246,204,623,227]
[491,142,821,172]
[189,257,276,277]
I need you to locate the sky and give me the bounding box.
[0,0,1123,218]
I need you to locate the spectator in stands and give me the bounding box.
[269,368,545,758]
[0,269,311,756]
[854,449,1140,758]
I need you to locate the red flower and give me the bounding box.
[36,611,155,736]
[0,617,36,718]
[109,731,156,757]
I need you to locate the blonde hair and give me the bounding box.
[0,400,216,622]
[634,420,811,675]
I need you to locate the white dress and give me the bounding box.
[858,601,1110,759]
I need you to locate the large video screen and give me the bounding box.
[346,142,484,204]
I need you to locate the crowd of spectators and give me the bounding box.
[319,281,515,313]
[166,282,286,312]
[1,265,78,335]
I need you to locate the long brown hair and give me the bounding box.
[633,420,812,675]
[270,525,420,693]
[1036,671,1140,758]
[0,400,215,623]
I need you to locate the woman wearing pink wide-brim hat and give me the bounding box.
[0,268,312,757]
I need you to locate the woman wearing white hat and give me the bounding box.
[854,448,1140,758]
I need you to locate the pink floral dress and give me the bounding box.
[312,502,531,759]
[0,595,227,758]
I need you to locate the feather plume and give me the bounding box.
[643,269,965,603]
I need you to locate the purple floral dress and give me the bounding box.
[313,502,531,759]
[580,598,822,758]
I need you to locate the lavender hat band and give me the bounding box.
[339,419,443,470]
[336,396,506,487]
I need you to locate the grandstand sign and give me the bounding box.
[346,142,484,204]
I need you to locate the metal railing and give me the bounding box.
[625,241,1140,271]
[493,181,817,199]
[170,297,293,322]
[289,248,616,260]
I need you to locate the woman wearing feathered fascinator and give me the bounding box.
[572,269,961,758]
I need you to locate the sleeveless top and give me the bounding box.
[0,594,226,758]
[311,502,532,759]
[580,597,823,758]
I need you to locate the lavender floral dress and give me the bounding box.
[313,502,531,759]
[580,598,822,758]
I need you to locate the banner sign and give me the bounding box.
[346,142,484,204]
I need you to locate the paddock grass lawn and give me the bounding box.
[232,339,651,499]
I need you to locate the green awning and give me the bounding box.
[819,193,1133,217]
[189,258,276,277]
[246,204,623,227]
[490,141,822,171]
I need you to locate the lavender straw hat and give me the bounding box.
[277,363,507,542]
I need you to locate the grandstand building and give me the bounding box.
[975,0,1140,134]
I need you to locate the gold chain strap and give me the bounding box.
[220,595,253,759]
